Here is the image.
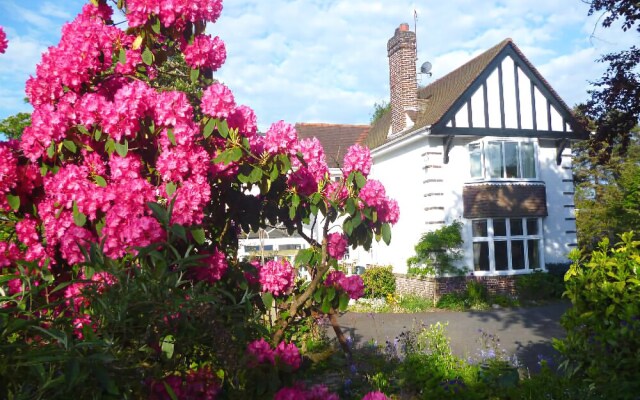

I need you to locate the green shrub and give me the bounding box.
[398,294,433,312]
[554,233,640,398]
[516,270,565,301]
[361,265,396,299]
[465,280,488,307]
[407,221,464,277]
[436,292,468,311]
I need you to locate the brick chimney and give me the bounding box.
[387,23,418,135]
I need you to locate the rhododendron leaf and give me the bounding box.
[142,47,154,65]
[313,287,323,303]
[345,198,356,216]
[165,182,177,197]
[344,219,353,236]
[355,172,366,189]
[170,224,187,242]
[105,138,115,155]
[248,167,262,183]
[372,210,378,223]
[190,68,200,84]
[132,36,143,51]
[50,281,74,294]
[32,326,68,348]
[90,0,99,5]
[217,119,230,138]
[94,128,102,141]
[63,140,77,154]
[114,140,128,157]
[292,194,300,208]
[72,202,86,227]
[339,293,349,311]
[203,118,216,139]
[147,202,169,225]
[117,0,124,10]
[294,248,313,266]
[161,335,175,359]
[6,195,19,211]
[382,223,392,246]
[321,296,331,314]
[166,129,176,146]
[327,286,336,301]
[151,18,161,35]
[92,175,106,188]
[162,382,179,400]
[118,48,126,65]
[262,292,274,310]
[76,125,90,136]
[46,142,55,158]
[289,205,296,220]
[191,228,206,244]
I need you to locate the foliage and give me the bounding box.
[397,294,433,312]
[573,133,640,251]
[369,101,390,125]
[580,0,640,162]
[0,112,30,140]
[361,265,396,299]
[0,1,400,398]
[436,281,494,311]
[407,221,464,277]
[515,270,565,302]
[555,232,640,398]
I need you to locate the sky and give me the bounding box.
[0,0,636,132]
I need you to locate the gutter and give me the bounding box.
[370,125,431,158]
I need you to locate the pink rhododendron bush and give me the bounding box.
[0,1,398,398]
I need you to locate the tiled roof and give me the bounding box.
[295,123,369,168]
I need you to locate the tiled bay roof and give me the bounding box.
[295,123,369,168]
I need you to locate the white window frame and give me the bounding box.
[471,217,544,275]
[468,138,539,180]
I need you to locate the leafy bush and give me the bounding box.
[436,292,468,311]
[407,221,464,277]
[555,233,640,398]
[398,294,433,312]
[361,265,396,299]
[516,270,565,301]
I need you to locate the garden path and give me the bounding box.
[335,301,569,373]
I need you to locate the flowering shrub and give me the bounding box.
[0,0,398,398]
[0,26,7,54]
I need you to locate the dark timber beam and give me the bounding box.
[443,135,454,164]
[556,138,569,165]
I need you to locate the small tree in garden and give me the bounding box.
[406,221,464,277]
[0,2,398,399]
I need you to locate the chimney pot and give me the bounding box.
[399,23,409,32]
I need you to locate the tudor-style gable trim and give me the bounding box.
[433,43,587,141]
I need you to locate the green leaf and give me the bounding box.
[90,0,99,5]
[170,224,187,242]
[343,219,353,236]
[142,47,154,65]
[166,128,176,146]
[165,182,177,197]
[94,175,107,187]
[249,167,263,183]
[346,198,356,216]
[321,296,331,314]
[162,382,179,400]
[117,0,124,9]
[326,286,336,301]
[72,201,87,227]
[63,140,77,154]
[355,172,367,189]
[118,48,127,65]
[94,128,102,141]
[114,140,128,157]
[161,335,175,359]
[262,292,274,310]
[313,287,323,303]
[147,202,169,225]
[381,223,392,245]
[47,142,55,158]
[6,195,20,211]
[218,119,230,138]
[105,138,115,155]
[339,293,349,311]
[294,249,313,267]
[77,125,90,135]
[292,194,300,208]
[191,228,206,245]
[151,18,161,34]
[203,118,216,139]
[190,68,200,84]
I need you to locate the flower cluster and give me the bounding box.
[274,383,339,400]
[259,259,296,296]
[324,270,364,300]
[296,137,329,182]
[191,249,228,284]
[359,179,400,224]
[149,366,221,400]
[327,232,348,259]
[264,120,298,155]
[342,144,372,177]
[126,0,223,29]
[246,339,301,371]
[201,82,235,119]
[362,391,391,400]
[183,35,226,70]
[0,26,7,54]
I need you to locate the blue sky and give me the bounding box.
[0,0,636,131]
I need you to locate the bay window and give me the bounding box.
[472,217,542,273]
[469,140,536,179]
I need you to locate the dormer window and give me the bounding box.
[469,140,537,179]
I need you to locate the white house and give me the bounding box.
[296,23,587,279]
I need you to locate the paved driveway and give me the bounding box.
[336,301,569,373]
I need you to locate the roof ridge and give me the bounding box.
[295,122,370,128]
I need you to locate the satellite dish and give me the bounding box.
[420,61,432,75]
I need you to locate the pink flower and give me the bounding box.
[259,259,296,296]
[288,167,318,196]
[362,391,390,400]
[192,249,228,284]
[246,338,274,366]
[378,198,400,224]
[0,26,8,54]
[275,383,340,400]
[324,270,364,300]
[227,105,258,137]
[324,180,349,205]
[264,121,298,155]
[183,366,222,400]
[359,179,386,208]
[274,386,309,400]
[342,144,372,177]
[183,35,226,70]
[201,82,236,119]
[275,341,301,370]
[296,138,329,182]
[327,232,348,259]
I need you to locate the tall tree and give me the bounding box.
[582,0,640,162]
[0,112,31,140]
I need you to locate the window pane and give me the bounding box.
[504,142,519,178]
[511,240,525,270]
[493,219,507,236]
[510,218,523,236]
[472,220,487,237]
[495,241,508,270]
[526,218,539,235]
[528,239,540,269]
[469,143,483,178]
[521,143,536,178]
[473,242,490,271]
[486,142,503,178]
